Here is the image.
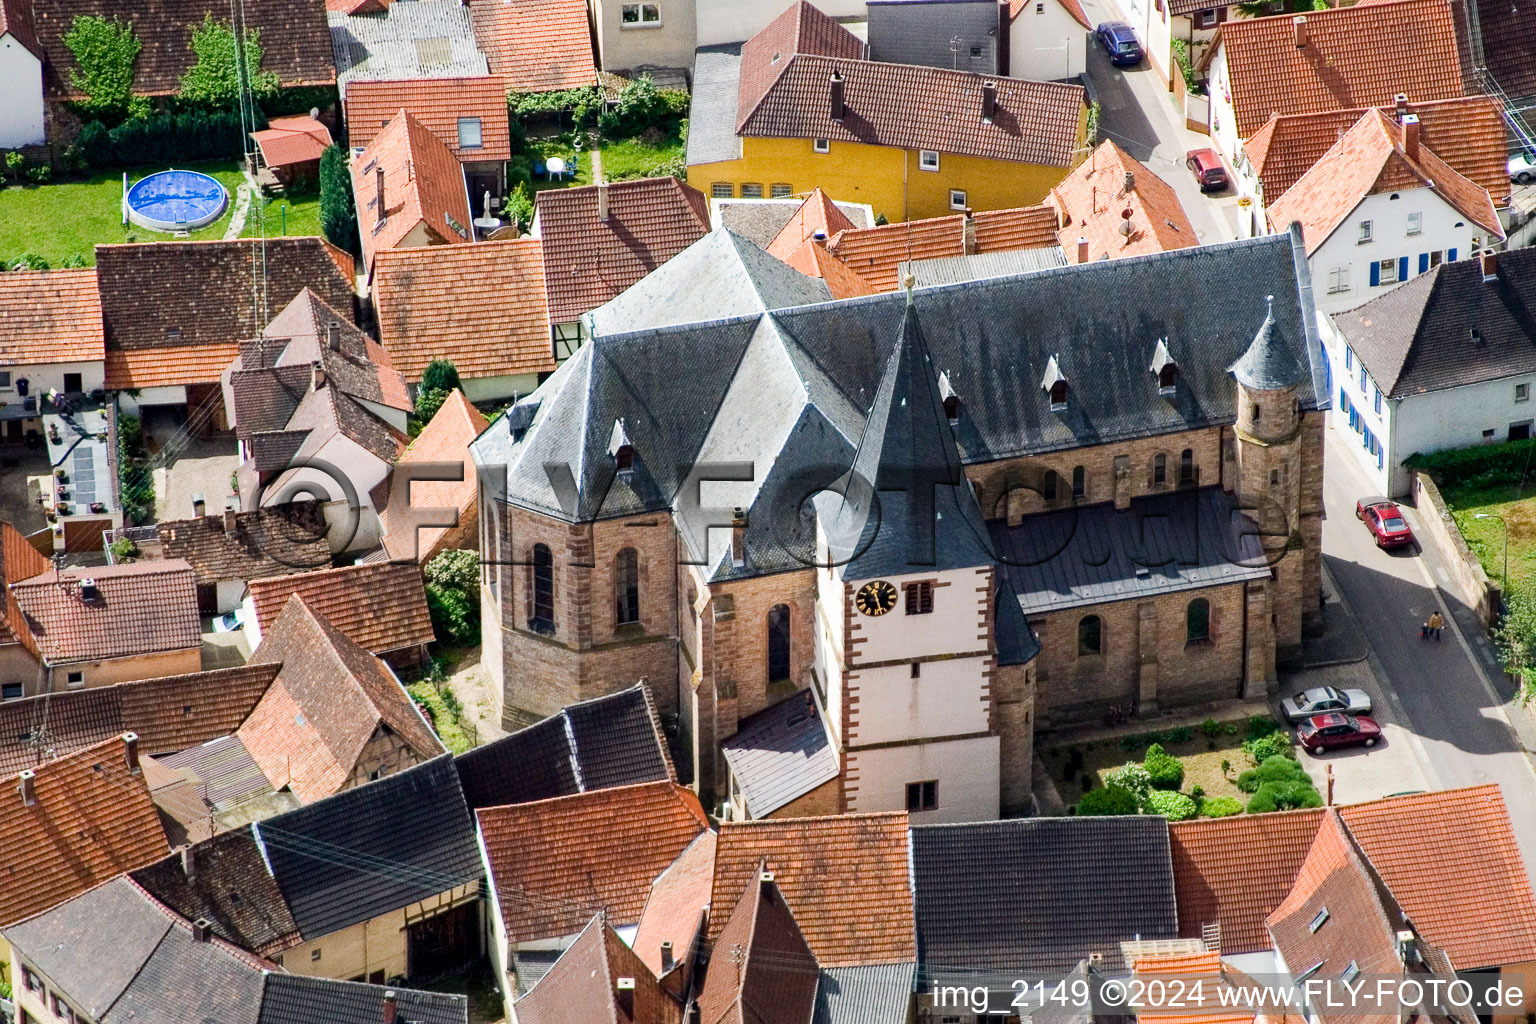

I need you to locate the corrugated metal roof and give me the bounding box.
[155,734,274,808]
[903,247,1068,286]
[812,963,916,1024]
[721,689,838,817]
[329,2,487,87]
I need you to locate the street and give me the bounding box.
[1321,420,1536,876]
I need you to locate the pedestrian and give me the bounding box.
[1428,611,1443,642]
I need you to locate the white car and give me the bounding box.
[1511,151,1536,185]
[212,610,243,632]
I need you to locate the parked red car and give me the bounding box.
[1355,497,1414,548]
[1185,149,1229,192]
[1298,713,1382,754]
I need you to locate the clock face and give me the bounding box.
[855,580,898,617]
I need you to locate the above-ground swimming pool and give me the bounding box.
[125,169,229,232]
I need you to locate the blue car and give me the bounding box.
[1096,21,1144,65]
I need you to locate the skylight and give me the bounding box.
[1310,907,1330,933]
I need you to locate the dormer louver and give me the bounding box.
[938,370,959,422]
[506,397,540,437]
[1042,355,1068,411]
[1150,338,1177,395]
[609,419,635,476]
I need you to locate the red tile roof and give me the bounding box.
[116,664,279,755]
[1,520,49,655]
[468,0,596,93]
[352,111,474,272]
[536,177,711,323]
[827,216,966,291]
[973,204,1059,251]
[1246,96,1511,208]
[106,344,241,389]
[0,0,41,58]
[765,188,858,261]
[710,813,915,968]
[1130,950,1258,1024]
[633,831,717,977]
[379,390,489,563]
[695,874,820,1024]
[738,2,866,118]
[1208,0,1467,139]
[247,561,435,656]
[250,115,333,169]
[344,77,513,162]
[0,268,104,367]
[11,560,201,665]
[1266,108,1503,255]
[478,782,710,943]
[1052,140,1198,263]
[514,915,683,1024]
[1339,785,1536,970]
[776,238,876,298]
[0,735,170,927]
[1168,808,1326,955]
[372,238,555,382]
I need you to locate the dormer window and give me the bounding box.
[938,370,959,422]
[609,419,635,478]
[1150,338,1177,395]
[1042,355,1068,411]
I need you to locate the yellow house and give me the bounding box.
[687,0,1088,222]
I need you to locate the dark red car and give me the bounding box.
[1185,149,1229,192]
[1355,497,1414,548]
[1298,713,1382,754]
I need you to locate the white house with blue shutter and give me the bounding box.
[1266,109,1504,317]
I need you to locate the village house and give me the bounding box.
[0,520,48,701]
[249,114,333,188]
[0,268,104,447]
[243,559,435,671]
[329,0,487,92]
[589,0,694,85]
[351,110,476,278]
[158,501,332,613]
[686,1,1087,221]
[1049,139,1199,264]
[468,0,597,93]
[866,0,1092,82]
[344,75,513,201]
[378,389,490,563]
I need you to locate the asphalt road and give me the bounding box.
[1321,421,1536,877]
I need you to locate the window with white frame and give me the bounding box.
[813,138,830,153]
[1406,211,1422,235]
[711,182,733,198]
[1358,220,1373,243]
[919,150,940,171]
[1518,383,1530,404]
[741,183,763,198]
[1327,265,1350,294]
[457,117,483,150]
[0,371,11,389]
[1378,258,1399,284]
[770,183,792,198]
[1196,8,1219,26]
[621,2,661,24]
[949,189,967,210]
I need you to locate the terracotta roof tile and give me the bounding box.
[1053,140,1198,263]
[1339,785,1536,969]
[106,344,239,389]
[248,561,435,656]
[827,216,966,291]
[159,502,333,584]
[1462,0,1536,100]
[695,874,819,1024]
[1169,807,1326,955]
[777,238,876,298]
[352,111,474,272]
[96,238,356,356]
[765,188,858,260]
[0,268,104,366]
[1209,0,1466,139]
[514,915,683,1024]
[117,663,280,755]
[372,239,555,382]
[633,831,717,976]
[12,560,201,664]
[380,390,489,562]
[737,2,867,119]
[250,115,333,169]
[468,0,596,93]
[0,735,170,927]
[1011,0,1091,29]
[238,594,442,803]
[0,0,40,57]
[28,0,333,99]
[0,686,121,775]
[1,520,49,653]
[536,177,711,323]
[973,204,1059,251]
[1131,950,1258,1024]
[711,813,914,968]
[478,782,710,943]
[1247,97,1509,207]
[344,77,513,162]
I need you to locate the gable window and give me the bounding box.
[813,138,830,153]
[1078,615,1102,655]
[1345,346,1353,371]
[621,2,661,24]
[530,544,555,634]
[1186,598,1210,644]
[1341,961,1361,985]
[741,183,764,198]
[1327,265,1350,294]
[614,548,640,626]
[770,183,792,198]
[919,150,940,172]
[1196,8,1220,26]
[949,189,968,210]
[1180,448,1194,485]
[22,966,41,992]
[1071,465,1086,498]
[1154,454,1166,484]
[456,117,483,150]
[905,581,934,615]
[1518,384,1530,404]
[66,671,84,689]
[768,604,791,682]
[1357,220,1373,243]
[1377,258,1399,285]
[906,780,938,812]
[711,182,734,198]
[1406,212,1422,236]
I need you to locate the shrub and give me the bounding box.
[1237,754,1311,793]
[423,548,481,646]
[505,181,533,232]
[1200,796,1243,818]
[1170,38,1200,93]
[1220,758,1232,775]
[596,76,689,140]
[1242,731,1294,765]
[1189,784,1204,800]
[108,537,138,562]
[1224,721,1240,735]
[1142,743,1185,790]
[319,144,358,254]
[9,253,48,270]
[63,15,141,121]
[25,164,51,184]
[1105,762,1152,802]
[179,14,279,107]
[116,412,155,525]
[1146,789,1198,821]
[1248,715,1279,737]
[421,359,462,394]
[1247,779,1324,813]
[1141,730,1165,746]
[1201,718,1223,738]
[1077,785,1138,816]
[1167,725,1192,743]
[59,252,89,268]
[1119,734,1142,752]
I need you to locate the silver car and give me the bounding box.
[1281,685,1372,723]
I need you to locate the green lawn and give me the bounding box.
[241,189,321,239]
[0,159,247,267]
[527,136,593,194]
[599,136,685,182]
[1441,482,1536,598]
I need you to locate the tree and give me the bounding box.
[424,549,481,646]
[178,14,278,108]
[64,16,142,121]
[1495,597,1536,702]
[1077,785,1139,816]
[318,145,358,254]
[421,359,462,394]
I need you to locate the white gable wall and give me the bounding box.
[1009,1,1087,81]
[0,34,44,148]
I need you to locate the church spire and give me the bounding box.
[1228,295,1304,391]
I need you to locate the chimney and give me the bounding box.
[191,918,212,942]
[326,321,341,351]
[1077,236,1089,263]
[1401,113,1420,161]
[123,731,140,774]
[1393,93,1409,122]
[996,0,1011,76]
[759,870,776,898]
[375,166,385,214]
[981,80,997,122]
[1397,930,1421,965]
[597,183,610,222]
[18,769,35,808]
[181,844,197,882]
[191,493,206,518]
[1482,250,1499,282]
[616,978,636,1020]
[963,207,977,254]
[223,506,238,536]
[1293,15,1307,48]
[829,70,845,123]
[310,359,324,393]
[730,507,747,567]
[660,941,675,973]
[1123,170,1135,194]
[382,991,398,1024]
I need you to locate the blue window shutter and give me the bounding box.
[1370,261,1380,286]
[1346,347,1353,370]
[1449,248,1458,262]
[1399,256,1409,281]
[1419,252,1430,274]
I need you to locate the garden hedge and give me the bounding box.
[1406,437,1536,491]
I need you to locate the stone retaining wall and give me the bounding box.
[1410,470,1502,627]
